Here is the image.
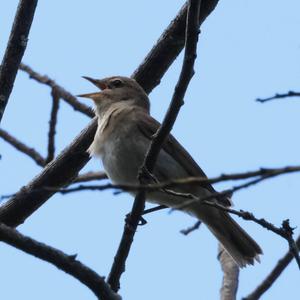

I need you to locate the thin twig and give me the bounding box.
[39,170,300,268]
[46,89,60,163]
[107,0,202,292]
[0,223,120,300]
[243,235,300,300]
[218,243,239,300]
[0,128,45,166]
[256,91,300,103]
[19,63,94,118]
[3,164,300,211]
[175,191,300,268]
[174,174,280,211]
[142,3,200,172]
[0,119,97,227]
[0,159,300,199]
[66,175,300,269]
[50,165,300,195]
[132,0,219,93]
[141,205,167,216]
[106,190,147,292]
[0,0,38,123]
[0,176,272,201]
[0,0,220,228]
[73,171,108,183]
[180,221,201,235]
[1,164,293,201]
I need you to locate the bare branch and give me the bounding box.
[0,176,272,202]
[19,63,94,118]
[46,89,60,163]
[141,205,167,216]
[243,235,300,300]
[176,192,300,269]
[107,0,202,292]
[46,166,300,268]
[132,0,219,93]
[218,244,239,300]
[180,221,201,235]
[44,171,300,270]
[73,171,108,183]
[256,91,300,103]
[142,1,200,171]
[0,0,220,228]
[0,119,97,227]
[106,192,147,292]
[174,172,296,211]
[53,165,300,195]
[0,223,120,300]
[0,0,38,123]
[0,128,45,166]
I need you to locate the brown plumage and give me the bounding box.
[79,76,262,267]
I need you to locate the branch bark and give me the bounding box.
[243,235,300,300]
[0,0,220,227]
[132,0,219,93]
[107,0,202,292]
[73,171,108,183]
[46,165,300,195]
[0,128,45,166]
[0,0,38,124]
[256,91,300,103]
[218,244,239,300]
[19,63,94,118]
[46,89,60,163]
[0,223,120,300]
[0,119,97,226]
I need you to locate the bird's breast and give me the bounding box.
[89,106,146,185]
[88,106,124,157]
[101,129,149,185]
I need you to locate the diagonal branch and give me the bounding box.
[0,0,38,124]
[174,174,288,211]
[46,89,60,163]
[0,0,220,228]
[107,0,202,292]
[0,128,45,166]
[141,205,167,216]
[19,63,94,118]
[173,187,300,268]
[0,223,120,300]
[0,119,97,227]
[243,235,300,300]
[132,0,219,93]
[256,91,300,103]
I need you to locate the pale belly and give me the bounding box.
[97,129,211,209]
[101,132,148,185]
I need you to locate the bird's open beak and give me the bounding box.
[77,92,101,99]
[82,76,107,90]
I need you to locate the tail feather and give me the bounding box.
[196,209,262,267]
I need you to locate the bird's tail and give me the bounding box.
[194,208,262,267]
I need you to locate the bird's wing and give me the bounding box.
[135,110,230,205]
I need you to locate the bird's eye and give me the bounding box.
[111,79,123,88]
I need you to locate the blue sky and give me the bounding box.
[1,1,300,299]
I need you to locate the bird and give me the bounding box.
[78,75,262,267]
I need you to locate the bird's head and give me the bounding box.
[78,76,150,114]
